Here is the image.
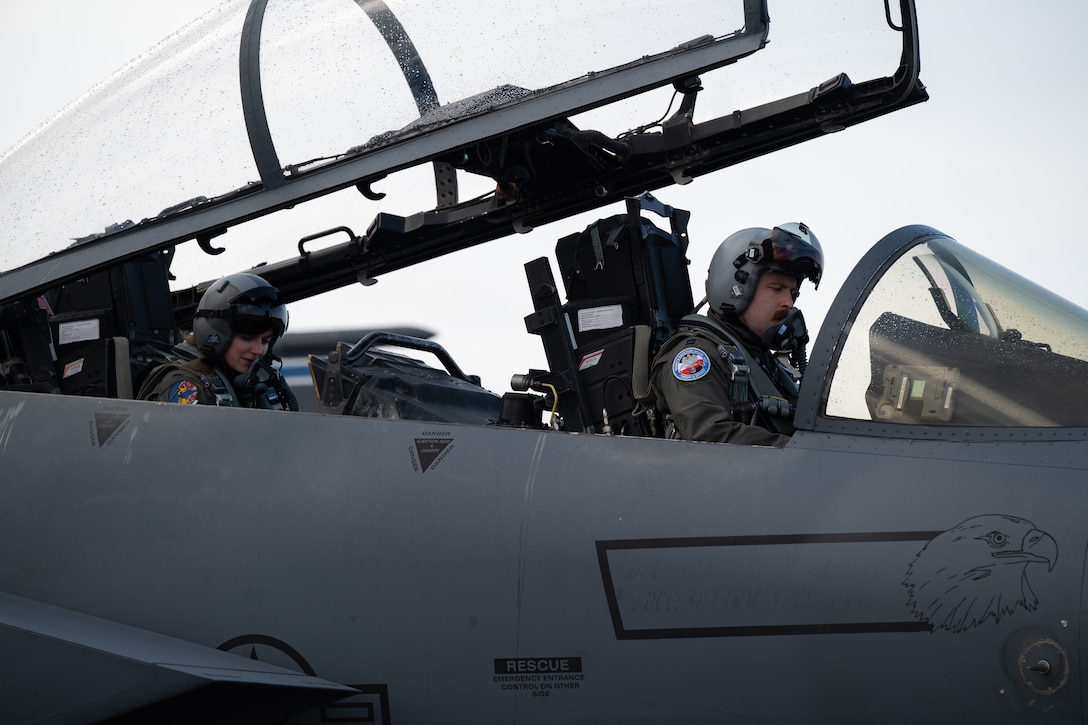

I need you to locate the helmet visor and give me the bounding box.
[196,283,289,338]
[749,226,824,287]
[229,302,288,337]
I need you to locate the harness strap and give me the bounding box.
[196,371,235,406]
[663,315,796,434]
[138,356,236,406]
[675,315,786,402]
[590,224,605,270]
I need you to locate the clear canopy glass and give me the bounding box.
[0,0,754,272]
[825,234,1088,427]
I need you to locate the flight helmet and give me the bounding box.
[705,222,823,317]
[192,273,289,358]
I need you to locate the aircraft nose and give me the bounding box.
[1024,529,1058,572]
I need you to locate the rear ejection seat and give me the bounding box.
[517,192,695,435]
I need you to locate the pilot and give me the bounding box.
[137,273,297,409]
[648,222,823,446]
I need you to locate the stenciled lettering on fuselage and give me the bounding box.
[89,409,130,447]
[408,431,455,474]
[596,513,1057,638]
[492,657,586,698]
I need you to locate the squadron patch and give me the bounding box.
[672,347,711,382]
[168,380,201,405]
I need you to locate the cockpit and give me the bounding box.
[1,0,1084,439]
[4,196,1088,438]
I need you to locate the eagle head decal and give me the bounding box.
[903,514,1057,633]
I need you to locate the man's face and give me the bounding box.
[739,271,799,338]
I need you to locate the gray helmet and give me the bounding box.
[705,222,823,317]
[192,273,288,358]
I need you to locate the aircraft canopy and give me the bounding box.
[808,227,1088,430]
[0,0,765,273]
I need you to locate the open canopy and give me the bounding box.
[0,0,924,306]
[0,0,763,275]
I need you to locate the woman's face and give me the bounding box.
[223,329,272,376]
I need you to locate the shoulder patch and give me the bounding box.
[672,347,711,382]
[168,380,201,405]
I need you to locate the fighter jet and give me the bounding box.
[1,0,1085,723]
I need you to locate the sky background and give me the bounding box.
[1,1,1086,393]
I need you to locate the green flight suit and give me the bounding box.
[648,316,793,447]
[137,343,244,407]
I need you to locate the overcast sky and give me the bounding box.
[1,1,1086,391]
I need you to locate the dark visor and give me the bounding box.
[747,227,824,287]
[227,302,287,335]
[196,288,288,336]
